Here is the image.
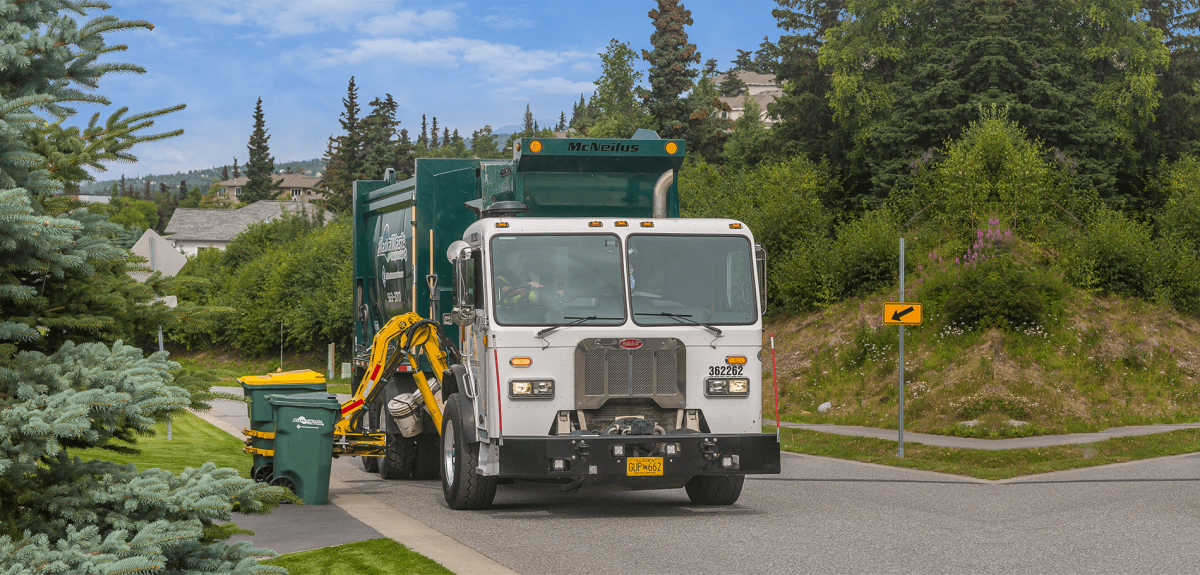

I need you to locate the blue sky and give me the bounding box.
[86,1,782,177]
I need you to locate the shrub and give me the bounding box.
[918,221,1067,329]
[1064,209,1157,299]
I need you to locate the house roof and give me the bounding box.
[218,174,324,189]
[714,70,778,87]
[163,200,333,242]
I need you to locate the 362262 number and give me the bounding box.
[708,365,743,376]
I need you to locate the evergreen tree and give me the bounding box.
[241,97,276,204]
[763,1,847,176]
[232,158,240,178]
[683,59,733,163]
[430,116,440,147]
[719,68,748,97]
[0,3,287,572]
[641,0,701,140]
[452,128,462,144]
[361,94,401,180]
[119,174,127,196]
[142,179,151,201]
[221,165,229,180]
[321,78,365,212]
[557,111,567,131]
[471,125,502,158]
[420,114,428,147]
[179,179,187,196]
[589,40,656,138]
[523,104,535,135]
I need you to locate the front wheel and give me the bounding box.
[684,475,745,505]
[441,394,497,510]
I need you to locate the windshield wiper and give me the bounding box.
[635,312,723,337]
[537,316,623,338]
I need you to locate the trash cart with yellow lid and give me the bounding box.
[239,369,327,482]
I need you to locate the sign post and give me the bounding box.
[882,240,921,457]
[897,238,904,458]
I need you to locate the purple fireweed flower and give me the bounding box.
[918,264,924,273]
[955,256,960,264]
[977,230,984,239]
[1005,229,1011,237]
[989,218,999,227]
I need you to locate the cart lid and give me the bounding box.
[238,369,327,386]
[265,392,341,408]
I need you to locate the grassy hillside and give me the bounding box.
[763,281,1200,437]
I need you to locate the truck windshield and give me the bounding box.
[628,235,757,326]
[491,234,627,326]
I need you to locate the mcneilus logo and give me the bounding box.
[566,141,640,153]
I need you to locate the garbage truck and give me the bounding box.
[349,133,780,509]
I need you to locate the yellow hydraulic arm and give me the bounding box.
[333,312,454,457]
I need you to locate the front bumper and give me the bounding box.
[497,433,781,479]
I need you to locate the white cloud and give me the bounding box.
[312,37,592,86]
[357,6,460,37]
[160,0,394,36]
[480,11,534,31]
[512,77,595,95]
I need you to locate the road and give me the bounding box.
[331,447,1200,574]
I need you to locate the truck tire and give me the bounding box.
[379,432,416,480]
[441,394,497,510]
[684,475,745,505]
[413,433,440,479]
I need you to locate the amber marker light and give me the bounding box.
[614,221,629,227]
[665,141,678,154]
[529,140,543,153]
[726,355,748,365]
[640,221,654,227]
[729,223,743,229]
[495,222,509,228]
[588,221,602,227]
[510,357,532,367]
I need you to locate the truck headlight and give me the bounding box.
[509,379,554,398]
[706,378,749,396]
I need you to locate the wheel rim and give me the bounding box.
[443,425,456,486]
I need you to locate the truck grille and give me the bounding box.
[575,338,685,409]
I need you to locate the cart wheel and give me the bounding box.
[253,465,274,483]
[269,475,297,500]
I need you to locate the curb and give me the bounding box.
[191,409,519,575]
[768,420,1200,450]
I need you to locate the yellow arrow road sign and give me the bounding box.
[883,302,922,325]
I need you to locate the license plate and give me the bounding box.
[626,457,663,476]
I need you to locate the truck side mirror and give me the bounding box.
[447,240,476,326]
[754,242,767,316]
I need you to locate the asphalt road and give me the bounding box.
[332,449,1200,575]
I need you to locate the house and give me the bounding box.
[713,71,783,127]
[163,200,333,255]
[216,173,326,203]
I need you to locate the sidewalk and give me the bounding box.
[767,420,1200,450]
[198,390,518,574]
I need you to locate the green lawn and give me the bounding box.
[70,410,253,476]
[261,538,452,575]
[171,348,356,393]
[775,426,1200,480]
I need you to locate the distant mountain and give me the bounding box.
[78,159,326,196]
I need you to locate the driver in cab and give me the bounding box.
[496,251,546,305]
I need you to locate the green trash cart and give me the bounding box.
[266,392,341,505]
[239,370,327,482]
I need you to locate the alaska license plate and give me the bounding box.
[626,457,663,476]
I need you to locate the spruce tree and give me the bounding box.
[232,157,240,178]
[523,104,535,135]
[641,0,701,140]
[361,94,401,179]
[557,111,567,131]
[420,114,428,147]
[221,165,229,181]
[443,127,451,147]
[430,116,440,147]
[0,3,288,573]
[242,97,276,204]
